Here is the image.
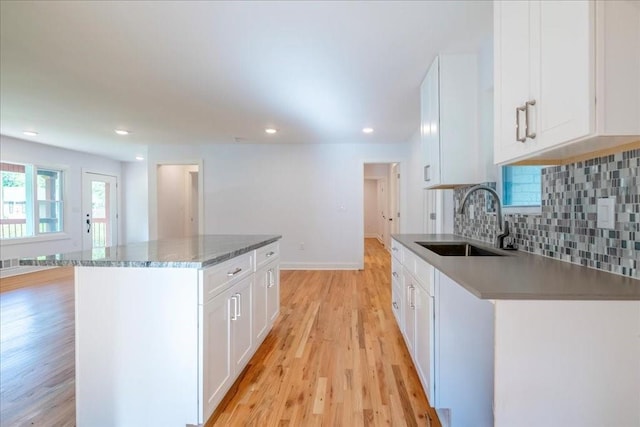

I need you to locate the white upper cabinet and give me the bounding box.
[494,0,640,165]
[421,53,489,188]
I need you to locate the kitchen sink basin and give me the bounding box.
[416,242,505,257]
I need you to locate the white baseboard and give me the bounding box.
[280,262,363,271]
[0,266,56,279]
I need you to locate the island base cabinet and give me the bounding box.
[266,262,280,324]
[494,300,640,427]
[254,259,280,345]
[202,289,233,419]
[203,275,253,421]
[75,267,201,427]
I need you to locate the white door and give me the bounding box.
[82,172,117,250]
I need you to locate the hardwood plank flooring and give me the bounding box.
[0,268,75,426]
[210,238,439,426]
[0,240,438,426]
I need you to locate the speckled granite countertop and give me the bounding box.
[393,234,640,301]
[19,234,281,268]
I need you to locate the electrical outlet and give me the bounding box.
[596,197,615,229]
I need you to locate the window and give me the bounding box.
[502,165,543,207]
[1,162,64,239]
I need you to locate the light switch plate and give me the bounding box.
[596,197,616,229]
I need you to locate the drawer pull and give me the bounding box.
[227,267,242,277]
[392,271,399,278]
[392,301,399,310]
[392,247,398,252]
[266,251,275,257]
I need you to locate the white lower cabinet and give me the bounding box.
[254,258,280,345]
[392,239,435,405]
[391,240,493,427]
[203,286,234,418]
[414,277,435,403]
[402,267,418,355]
[201,245,280,423]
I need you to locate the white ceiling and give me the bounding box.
[0,1,492,161]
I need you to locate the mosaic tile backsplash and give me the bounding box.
[453,148,640,279]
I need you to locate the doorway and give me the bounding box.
[363,162,400,251]
[157,164,200,239]
[82,172,118,250]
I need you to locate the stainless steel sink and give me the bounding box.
[416,242,505,257]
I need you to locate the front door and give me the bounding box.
[82,172,117,250]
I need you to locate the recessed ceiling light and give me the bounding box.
[135,156,144,161]
[23,130,38,136]
[362,127,374,134]
[265,128,277,134]
[115,129,131,135]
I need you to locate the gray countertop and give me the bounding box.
[19,234,282,268]
[393,234,640,301]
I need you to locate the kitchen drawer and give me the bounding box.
[391,239,403,262]
[203,252,253,302]
[391,256,402,284]
[255,241,279,270]
[392,279,402,327]
[403,248,433,294]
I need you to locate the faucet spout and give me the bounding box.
[459,185,505,246]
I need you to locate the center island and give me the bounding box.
[21,234,282,427]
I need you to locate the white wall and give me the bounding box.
[143,142,416,269]
[363,179,378,238]
[0,134,122,262]
[122,161,148,244]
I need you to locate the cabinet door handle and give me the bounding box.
[393,301,399,310]
[392,247,398,252]
[424,165,431,181]
[392,271,399,278]
[266,251,275,258]
[409,285,416,309]
[227,267,242,277]
[525,100,536,139]
[230,296,238,321]
[267,269,275,288]
[516,105,527,142]
[235,293,241,318]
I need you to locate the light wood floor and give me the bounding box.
[0,239,438,426]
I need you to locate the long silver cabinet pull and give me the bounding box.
[516,105,527,142]
[227,267,242,277]
[236,293,241,318]
[525,100,536,139]
[230,296,238,321]
[424,165,431,181]
[409,285,416,309]
[267,269,275,288]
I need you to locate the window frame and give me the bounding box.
[498,165,544,215]
[1,161,70,244]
